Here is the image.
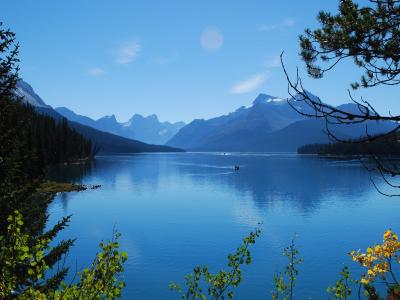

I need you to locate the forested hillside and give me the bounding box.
[298,134,400,156]
[0,18,99,233]
[1,91,98,228]
[16,80,183,153]
[0,22,127,299]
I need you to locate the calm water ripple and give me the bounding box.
[47,153,400,299]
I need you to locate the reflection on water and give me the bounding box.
[47,153,400,300]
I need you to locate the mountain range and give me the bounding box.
[166,92,395,152]
[15,80,182,153]
[55,107,185,145]
[16,80,395,153]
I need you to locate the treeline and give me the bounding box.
[0,91,126,298]
[1,94,99,189]
[0,22,128,299]
[298,135,400,156]
[20,103,98,178]
[0,95,99,226]
[0,21,98,231]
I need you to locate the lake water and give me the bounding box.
[47,153,400,299]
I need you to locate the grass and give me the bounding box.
[37,181,87,193]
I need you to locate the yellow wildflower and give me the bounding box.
[367,269,375,276]
[350,229,400,285]
[384,230,392,240]
[374,245,382,257]
[361,275,371,284]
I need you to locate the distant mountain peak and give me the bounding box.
[55,106,74,114]
[99,114,117,121]
[128,113,159,122]
[14,79,48,108]
[95,115,120,130]
[127,113,145,120]
[292,90,320,102]
[147,114,158,120]
[252,93,283,105]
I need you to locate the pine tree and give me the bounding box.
[0,21,110,297]
[282,0,400,194]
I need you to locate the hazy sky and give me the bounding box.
[3,0,398,123]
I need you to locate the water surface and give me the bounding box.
[48,153,400,299]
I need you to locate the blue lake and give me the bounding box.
[47,153,400,299]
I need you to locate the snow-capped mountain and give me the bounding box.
[166,93,310,150]
[12,80,182,153]
[55,108,185,145]
[121,114,185,144]
[166,92,395,151]
[251,94,284,105]
[15,79,394,152]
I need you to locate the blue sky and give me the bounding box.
[3,0,398,123]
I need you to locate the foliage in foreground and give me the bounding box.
[300,0,400,90]
[170,227,261,300]
[272,238,303,300]
[347,229,400,299]
[269,230,400,300]
[0,20,97,234]
[0,19,124,300]
[171,228,399,300]
[0,211,127,299]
